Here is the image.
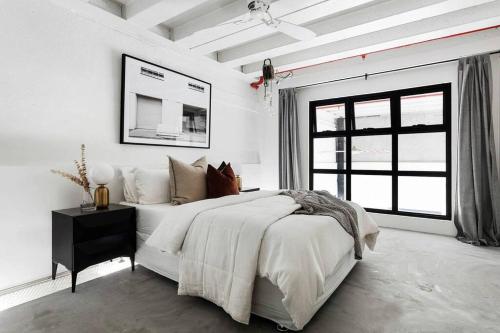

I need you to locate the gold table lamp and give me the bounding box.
[90,163,114,210]
[94,185,110,209]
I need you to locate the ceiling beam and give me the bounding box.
[149,24,171,39]
[186,0,381,55]
[172,0,249,44]
[125,0,209,29]
[242,15,500,78]
[81,0,123,16]
[222,0,494,69]
[174,0,366,53]
[50,0,254,83]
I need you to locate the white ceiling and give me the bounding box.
[86,0,500,79]
[111,0,133,4]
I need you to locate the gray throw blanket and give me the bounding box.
[281,190,363,259]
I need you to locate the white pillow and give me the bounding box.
[121,167,139,203]
[134,168,170,204]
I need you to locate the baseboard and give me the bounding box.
[0,271,70,297]
[369,212,457,237]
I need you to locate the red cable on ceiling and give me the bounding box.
[250,24,500,88]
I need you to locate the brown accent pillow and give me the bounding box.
[217,161,227,172]
[169,156,208,205]
[207,162,240,199]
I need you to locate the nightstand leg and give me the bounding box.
[71,271,77,293]
[131,254,135,272]
[52,262,58,280]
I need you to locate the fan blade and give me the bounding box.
[192,15,253,37]
[273,19,316,41]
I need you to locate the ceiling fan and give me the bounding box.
[194,0,317,41]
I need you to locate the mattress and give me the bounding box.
[126,201,357,330]
[120,201,174,237]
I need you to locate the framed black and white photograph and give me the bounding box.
[120,54,211,148]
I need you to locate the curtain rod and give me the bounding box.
[291,50,500,90]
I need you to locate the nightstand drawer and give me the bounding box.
[74,233,132,270]
[75,210,133,242]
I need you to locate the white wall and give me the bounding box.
[260,28,500,236]
[2,1,499,291]
[0,0,261,290]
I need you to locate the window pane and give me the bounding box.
[351,175,392,210]
[399,133,446,171]
[313,174,346,199]
[399,177,446,215]
[314,137,346,170]
[401,92,443,127]
[352,135,391,170]
[316,103,345,132]
[354,98,391,129]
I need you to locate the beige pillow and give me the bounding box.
[169,156,208,205]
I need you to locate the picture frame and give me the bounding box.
[120,54,211,149]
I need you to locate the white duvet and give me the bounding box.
[146,191,379,330]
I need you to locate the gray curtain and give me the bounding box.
[279,88,302,190]
[455,55,500,246]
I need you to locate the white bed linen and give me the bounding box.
[134,238,356,331]
[177,194,301,325]
[145,191,379,330]
[120,202,174,236]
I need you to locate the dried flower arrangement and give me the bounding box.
[51,144,93,201]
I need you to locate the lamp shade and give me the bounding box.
[90,163,114,185]
[231,162,242,176]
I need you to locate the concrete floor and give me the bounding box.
[1,228,499,333]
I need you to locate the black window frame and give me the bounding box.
[309,83,452,220]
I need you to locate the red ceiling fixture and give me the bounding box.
[250,58,293,91]
[250,76,264,90]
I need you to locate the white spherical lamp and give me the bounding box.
[90,163,114,209]
[90,163,114,185]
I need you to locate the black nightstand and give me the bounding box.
[240,187,260,193]
[52,204,136,292]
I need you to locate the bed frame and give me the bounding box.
[109,169,358,330]
[135,236,356,331]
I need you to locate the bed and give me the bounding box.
[121,191,378,331]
